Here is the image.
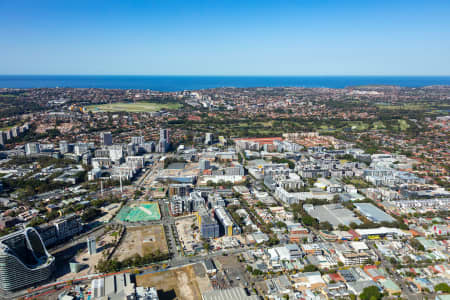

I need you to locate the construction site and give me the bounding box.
[114,225,169,261]
[116,201,161,222]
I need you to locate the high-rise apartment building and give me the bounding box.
[87,236,97,255]
[158,128,170,153]
[0,228,55,291]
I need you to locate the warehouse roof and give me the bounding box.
[354,203,395,223]
[202,287,259,300]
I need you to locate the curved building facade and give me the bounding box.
[0,227,55,291]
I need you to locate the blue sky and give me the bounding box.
[1,0,449,75]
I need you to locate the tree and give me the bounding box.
[338,224,350,231]
[349,222,358,229]
[303,264,318,273]
[410,238,425,251]
[28,217,46,227]
[360,286,381,300]
[134,190,143,198]
[302,215,317,227]
[81,207,101,222]
[203,241,210,252]
[319,221,333,231]
[275,221,287,228]
[435,283,450,293]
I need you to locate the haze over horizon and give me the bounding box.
[1,0,450,76]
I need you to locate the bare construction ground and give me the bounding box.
[175,216,201,254]
[57,229,118,281]
[114,225,168,260]
[193,263,213,293]
[215,254,250,289]
[136,265,201,300]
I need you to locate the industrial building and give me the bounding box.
[202,287,259,300]
[92,273,137,299]
[308,204,362,228]
[353,203,396,224]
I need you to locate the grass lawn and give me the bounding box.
[372,121,386,130]
[350,121,369,131]
[0,124,20,131]
[345,178,372,188]
[0,94,17,98]
[398,119,410,131]
[376,104,426,110]
[85,101,182,113]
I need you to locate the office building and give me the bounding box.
[0,228,55,291]
[100,132,113,146]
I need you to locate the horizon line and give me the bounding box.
[1,74,450,77]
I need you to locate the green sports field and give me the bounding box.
[85,102,181,113]
[116,202,161,222]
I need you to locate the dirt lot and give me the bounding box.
[215,254,250,288]
[136,265,201,300]
[57,230,118,281]
[175,216,201,254]
[114,225,168,260]
[193,263,213,293]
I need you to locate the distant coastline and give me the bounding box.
[1,75,450,91]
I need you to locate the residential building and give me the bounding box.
[0,228,55,291]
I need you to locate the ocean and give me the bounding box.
[0,75,450,91]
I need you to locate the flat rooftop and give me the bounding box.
[354,203,395,223]
[309,204,362,227]
[166,162,186,170]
